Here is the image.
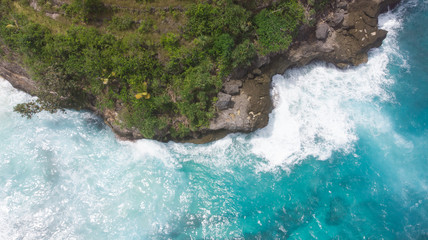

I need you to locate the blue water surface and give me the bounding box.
[0,1,427,239]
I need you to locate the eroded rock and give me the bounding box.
[337,2,348,10]
[316,22,330,40]
[215,92,232,110]
[224,80,243,95]
[330,11,345,27]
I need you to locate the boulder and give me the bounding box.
[337,2,348,10]
[330,11,345,27]
[215,92,232,110]
[224,80,243,95]
[316,23,330,40]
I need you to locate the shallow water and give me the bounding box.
[1,1,427,239]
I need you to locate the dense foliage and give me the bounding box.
[254,0,305,54]
[0,0,330,140]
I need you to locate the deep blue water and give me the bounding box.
[0,1,427,239]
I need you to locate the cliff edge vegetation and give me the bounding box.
[0,0,331,141]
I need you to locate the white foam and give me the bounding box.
[0,77,33,112]
[132,139,171,161]
[250,9,405,171]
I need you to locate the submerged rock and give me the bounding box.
[326,197,349,225]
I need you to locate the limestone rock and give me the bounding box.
[337,2,348,10]
[215,92,232,110]
[342,14,355,29]
[224,80,243,95]
[252,68,262,76]
[316,23,330,40]
[330,11,345,27]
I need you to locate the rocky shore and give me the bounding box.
[198,0,402,143]
[0,0,401,143]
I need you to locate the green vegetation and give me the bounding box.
[63,0,104,23]
[254,0,305,54]
[108,15,135,31]
[0,0,331,140]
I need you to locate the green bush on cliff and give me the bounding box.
[254,0,305,55]
[63,0,104,23]
[161,33,180,54]
[175,60,222,128]
[185,2,250,39]
[108,15,135,31]
[185,3,220,37]
[231,39,256,68]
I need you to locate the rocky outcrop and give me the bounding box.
[215,92,233,110]
[223,80,243,95]
[0,43,38,95]
[316,22,330,41]
[203,0,401,141]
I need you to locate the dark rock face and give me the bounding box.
[252,68,262,76]
[215,92,232,110]
[0,60,37,94]
[0,43,37,95]
[282,0,398,69]
[379,0,402,13]
[223,80,243,95]
[329,10,345,27]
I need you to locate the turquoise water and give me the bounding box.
[1,1,427,239]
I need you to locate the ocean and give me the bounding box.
[0,1,427,239]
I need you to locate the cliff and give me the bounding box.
[0,0,401,143]
[186,0,402,143]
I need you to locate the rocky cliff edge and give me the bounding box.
[0,0,401,143]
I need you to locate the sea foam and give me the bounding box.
[249,9,404,172]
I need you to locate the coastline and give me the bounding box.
[186,0,402,143]
[0,0,401,144]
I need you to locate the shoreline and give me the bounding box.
[0,0,401,144]
[186,0,402,144]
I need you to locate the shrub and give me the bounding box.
[185,3,220,37]
[185,2,250,38]
[138,19,155,33]
[64,0,104,23]
[211,33,234,61]
[254,0,305,55]
[231,39,256,68]
[219,3,250,37]
[175,60,222,128]
[0,0,11,17]
[108,15,134,31]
